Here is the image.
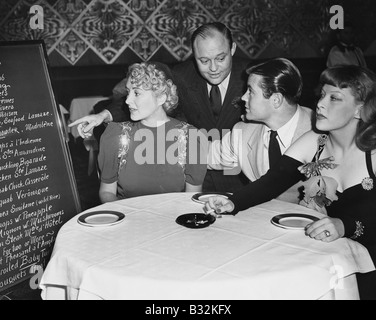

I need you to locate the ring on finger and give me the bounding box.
[324,230,331,237]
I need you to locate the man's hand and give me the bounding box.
[68,110,112,139]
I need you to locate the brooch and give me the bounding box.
[351,221,365,240]
[361,177,374,191]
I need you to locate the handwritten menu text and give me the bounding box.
[0,55,73,291]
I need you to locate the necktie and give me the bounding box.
[268,130,282,169]
[210,85,222,119]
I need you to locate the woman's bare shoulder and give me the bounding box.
[285,130,322,162]
[293,130,322,146]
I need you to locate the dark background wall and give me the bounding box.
[1,0,375,108]
[2,0,376,65]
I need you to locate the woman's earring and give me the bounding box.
[355,106,363,120]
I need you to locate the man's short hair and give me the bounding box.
[246,58,303,105]
[191,22,233,49]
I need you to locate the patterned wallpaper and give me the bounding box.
[0,0,375,66]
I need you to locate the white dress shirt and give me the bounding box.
[262,107,301,171]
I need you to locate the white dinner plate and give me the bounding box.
[271,213,319,230]
[191,192,232,204]
[78,210,125,227]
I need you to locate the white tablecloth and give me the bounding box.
[68,96,107,139]
[39,193,375,300]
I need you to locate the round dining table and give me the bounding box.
[39,192,375,300]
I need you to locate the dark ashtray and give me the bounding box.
[176,213,216,229]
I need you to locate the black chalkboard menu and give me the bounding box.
[0,41,81,292]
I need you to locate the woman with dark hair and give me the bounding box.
[98,62,207,202]
[205,65,376,299]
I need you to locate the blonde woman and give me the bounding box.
[98,62,207,202]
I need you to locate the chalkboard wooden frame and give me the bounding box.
[0,40,81,293]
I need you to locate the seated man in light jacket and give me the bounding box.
[208,58,313,204]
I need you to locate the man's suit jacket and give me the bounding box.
[172,57,251,136]
[209,106,313,203]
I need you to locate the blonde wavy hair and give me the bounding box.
[127,62,179,114]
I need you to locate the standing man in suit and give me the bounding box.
[208,58,313,203]
[174,22,251,192]
[69,22,251,192]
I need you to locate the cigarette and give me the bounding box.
[203,207,222,218]
[204,208,215,214]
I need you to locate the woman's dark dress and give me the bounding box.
[229,146,376,300]
[327,152,376,300]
